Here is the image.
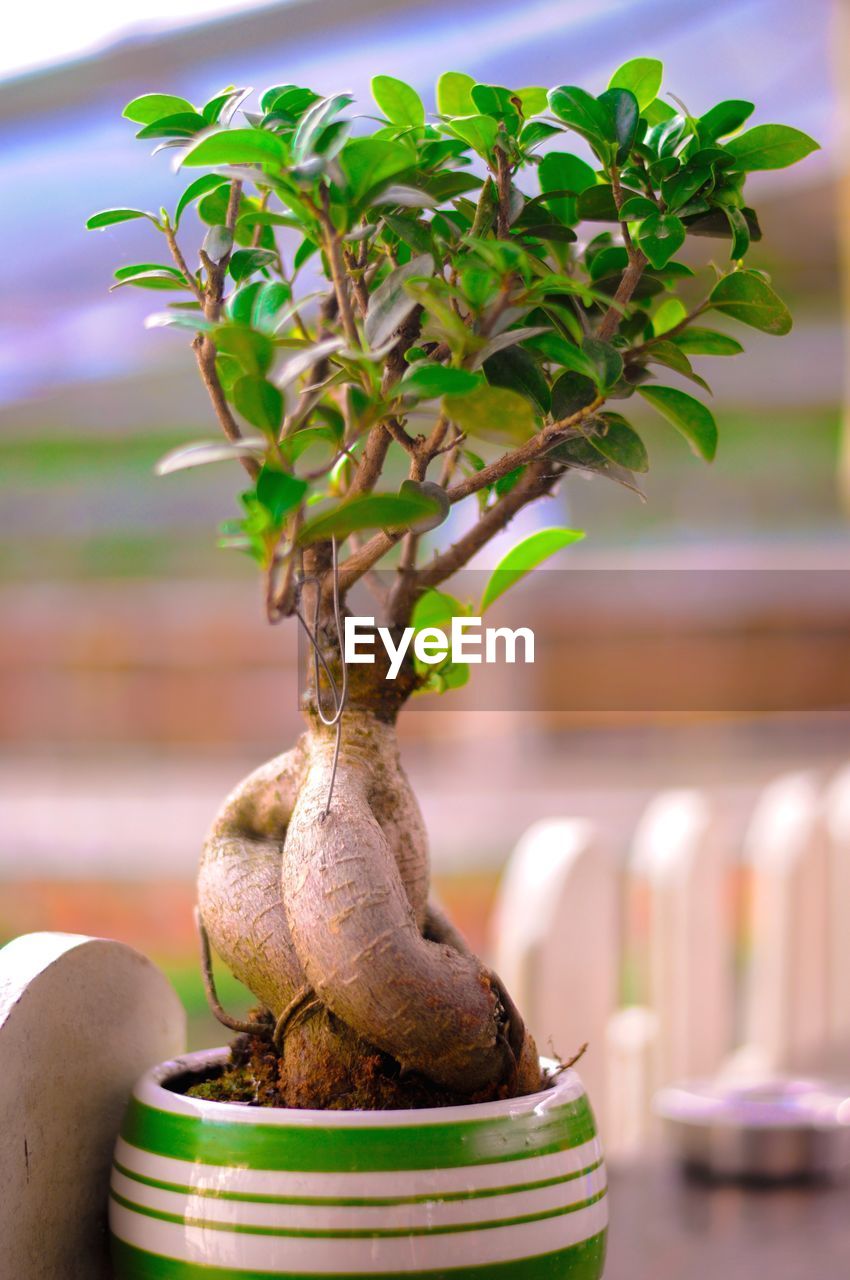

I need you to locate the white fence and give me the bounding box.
[491,763,850,1158]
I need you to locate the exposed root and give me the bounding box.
[197,710,540,1107]
[548,1040,589,1078]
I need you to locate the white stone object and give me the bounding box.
[0,932,186,1278]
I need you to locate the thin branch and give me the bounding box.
[630,300,711,352]
[470,177,496,238]
[446,394,604,504]
[384,415,419,454]
[387,529,422,627]
[191,335,260,479]
[319,191,358,346]
[495,147,513,239]
[336,394,604,594]
[174,179,258,479]
[348,308,423,496]
[343,244,370,316]
[163,225,204,303]
[419,461,554,591]
[338,529,400,592]
[597,167,647,343]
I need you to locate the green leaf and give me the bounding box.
[371,75,425,126]
[154,438,263,475]
[525,332,596,379]
[214,325,274,375]
[398,366,481,399]
[516,86,549,117]
[181,128,286,168]
[484,346,550,414]
[471,84,521,133]
[549,434,643,494]
[382,212,434,256]
[589,245,628,281]
[551,371,598,419]
[661,165,711,212]
[399,479,450,531]
[582,338,623,391]
[339,138,414,203]
[443,384,537,445]
[229,248,277,281]
[112,261,181,279]
[723,204,750,259]
[280,425,340,468]
[436,72,476,117]
[256,466,307,522]
[203,87,246,125]
[123,93,195,124]
[638,384,717,460]
[538,152,597,225]
[618,195,657,221]
[638,211,686,268]
[87,208,158,230]
[135,112,208,140]
[472,325,550,366]
[232,376,284,433]
[709,270,792,335]
[110,266,187,291]
[589,413,648,472]
[698,100,754,141]
[446,114,499,157]
[174,174,228,228]
[292,92,354,162]
[644,340,711,392]
[252,281,293,332]
[577,183,642,222]
[548,85,613,153]
[365,253,434,348]
[412,589,467,632]
[672,327,743,356]
[724,123,819,171]
[644,99,677,126]
[298,492,441,545]
[652,297,687,335]
[608,57,663,111]
[481,527,585,612]
[597,87,639,161]
[203,225,233,263]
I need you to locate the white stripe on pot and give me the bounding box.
[136,1052,586,1127]
[110,1193,608,1272]
[113,1135,603,1201]
[110,1162,608,1232]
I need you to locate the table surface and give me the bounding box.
[604,1159,849,1280]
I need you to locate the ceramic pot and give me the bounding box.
[110,1048,607,1278]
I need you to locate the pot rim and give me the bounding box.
[136,1047,587,1128]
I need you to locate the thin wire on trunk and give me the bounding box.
[293,535,347,818]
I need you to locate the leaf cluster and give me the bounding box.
[87,62,816,657]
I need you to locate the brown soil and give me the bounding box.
[184,1007,545,1110]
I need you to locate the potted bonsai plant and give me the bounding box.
[89,57,815,1279]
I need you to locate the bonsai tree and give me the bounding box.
[88,59,816,1109]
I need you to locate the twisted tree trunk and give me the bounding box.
[197,622,540,1108]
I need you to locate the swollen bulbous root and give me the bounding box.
[198,710,540,1103]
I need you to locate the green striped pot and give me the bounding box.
[110,1048,607,1279]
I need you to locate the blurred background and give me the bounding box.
[1,0,849,1120]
